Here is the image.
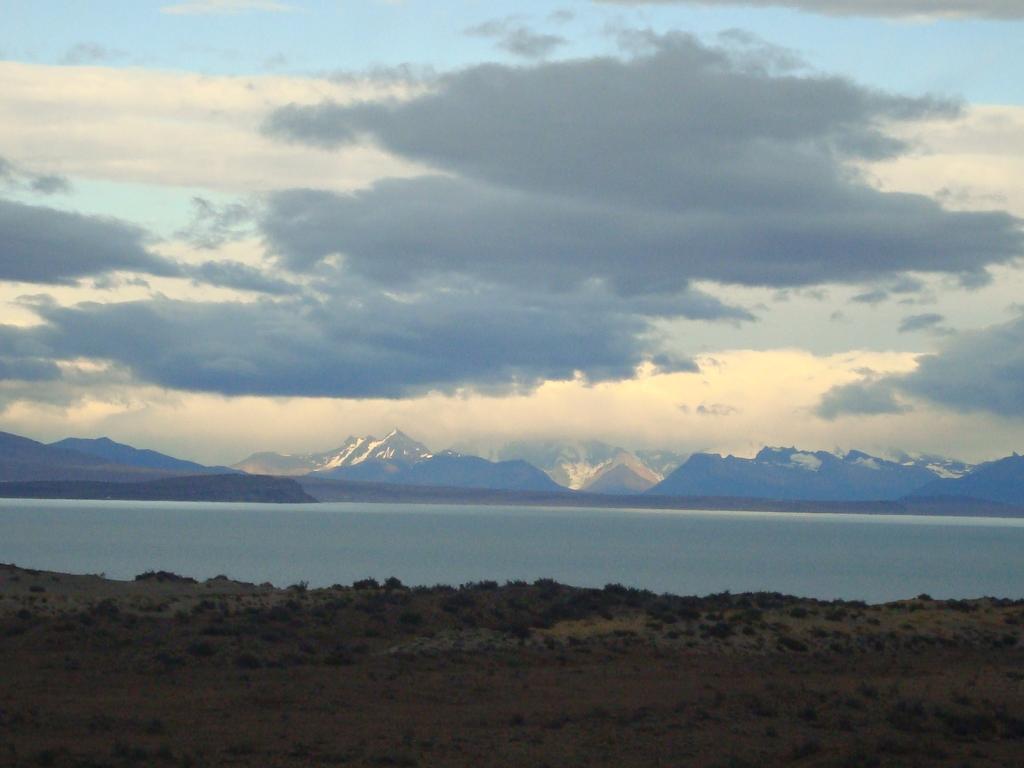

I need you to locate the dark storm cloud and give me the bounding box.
[265,179,819,299]
[817,379,908,420]
[465,20,567,59]
[0,156,72,196]
[850,289,887,305]
[262,176,1017,294]
[851,276,927,305]
[0,198,179,284]
[0,195,289,293]
[898,313,945,334]
[263,34,1022,292]
[185,260,298,295]
[592,0,1024,19]
[175,196,254,249]
[30,175,72,195]
[0,357,62,383]
[6,282,728,397]
[898,319,1024,417]
[819,316,1024,419]
[0,323,64,384]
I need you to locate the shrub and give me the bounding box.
[791,739,821,759]
[398,611,423,627]
[777,636,807,652]
[887,699,927,733]
[187,641,215,658]
[937,709,997,739]
[134,571,197,584]
[463,580,498,591]
[235,652,262,669]
[704,622,734,639]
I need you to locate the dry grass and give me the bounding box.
[1,564,1022,767]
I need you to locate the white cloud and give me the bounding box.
[160,0,295,15]
[863,105,1024,219]
[0,62,424,194]
[5,343,1019,465]
[0,349,924,464]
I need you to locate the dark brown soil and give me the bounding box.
[2,564,1022,767]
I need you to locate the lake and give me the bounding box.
[1,498,1022,603]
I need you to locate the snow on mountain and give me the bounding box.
[318,430,433,470]
[889,451,973,480]
[650,446,961,501]
[495,441,686,491]
[234,431,558,492]
[233,429,431,476]
[909,453,1024,505]
[493,440,621,489]
[634,449,689,479]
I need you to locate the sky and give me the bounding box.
[0,0,1022,464]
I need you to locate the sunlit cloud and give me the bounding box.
[0,62,423,194]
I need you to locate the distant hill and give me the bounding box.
[0,474,315,503]
[316,451,563,493]
[50,437,237,475]
[649,447,941,502]
[584,463,655,495]
[582,452,663,494]
[0,431,169,483]
[908,454,1024,506]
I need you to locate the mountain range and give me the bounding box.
[237,434,680,495]
[238,431,561,493]
[909,454,1024,506]
[649,447,944,502]
[0,426,1021,508]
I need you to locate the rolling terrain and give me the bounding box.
[1,564,1021,767]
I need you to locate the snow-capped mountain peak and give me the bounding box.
[232,430,432,476]
[320,430,432,470]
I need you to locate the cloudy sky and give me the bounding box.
[1,0,1022,464]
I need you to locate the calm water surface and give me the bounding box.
[1,499,1022,602]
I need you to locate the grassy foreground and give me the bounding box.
[1,563,1022,767]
